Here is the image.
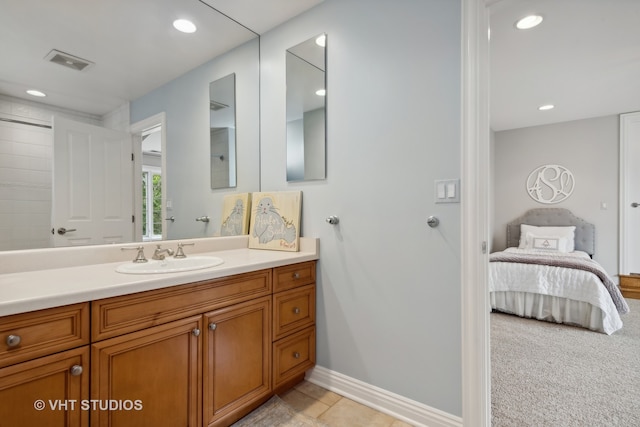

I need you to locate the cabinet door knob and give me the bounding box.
[208,323,217,331]
[192,328,201,337]
[292,272,300,279]
[70,365,83,376]
[5,334,21,347]
[293,307,301,315]
[293,352,300,359]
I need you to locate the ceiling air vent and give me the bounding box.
[209,100,229,111]
[44,49,94,71]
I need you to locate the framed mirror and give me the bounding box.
[210,73,237,189]
[286,33,327,182]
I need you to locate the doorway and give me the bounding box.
[130,113,167,242]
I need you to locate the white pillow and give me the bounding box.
[518,224,576,252]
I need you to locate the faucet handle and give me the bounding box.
[174,242,195,259]
[121,246,148,263]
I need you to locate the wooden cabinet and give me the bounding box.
[204,297,271,426]
[0,260,316,427]
[620,274,640,299]
[91,316,202,427]
[272,263,316,393]
[0,339,89,427]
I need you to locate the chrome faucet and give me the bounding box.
[152,244,174,260]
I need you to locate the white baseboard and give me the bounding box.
[305,366,462,427]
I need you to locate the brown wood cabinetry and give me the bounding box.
[0,340,89,427]
[620,274,640,299]
[272,263,316,393]
[0,260,316,427]
[204,297,271,426]
[91,316,202,426]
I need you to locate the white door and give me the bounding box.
[620,112,640,274]
[52,117,133,247]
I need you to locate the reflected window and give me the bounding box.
[142,167,162,241]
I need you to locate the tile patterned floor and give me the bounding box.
[279,381,414,427]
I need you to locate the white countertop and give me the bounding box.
[0,237,319,317]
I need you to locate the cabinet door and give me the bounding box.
[0,346,89,427]
[204,296,271,427]
[92,316,202,427]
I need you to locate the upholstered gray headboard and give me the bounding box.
[506,208,595,256]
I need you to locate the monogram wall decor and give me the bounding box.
[526,164,575,204]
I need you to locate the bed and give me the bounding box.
[489,208,629,334]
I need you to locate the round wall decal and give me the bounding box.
[526,164,575,204]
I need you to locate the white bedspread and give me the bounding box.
[489,248,623,334]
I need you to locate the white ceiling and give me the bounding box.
[0,0,323,116]
[489,0,640,131]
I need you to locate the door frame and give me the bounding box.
[130,112,167,242]
[461,0,491,425]
[619,111,640,274]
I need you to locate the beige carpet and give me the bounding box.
[491,298,640,426]
[232,396,329,427]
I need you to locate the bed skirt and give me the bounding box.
[490,291,608,333]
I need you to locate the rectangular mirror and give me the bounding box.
[286,33,327,182]
[210,73,237,189]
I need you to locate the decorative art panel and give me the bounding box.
[526,164,575,204]
[249,191,302,251]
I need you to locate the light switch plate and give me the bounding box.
[435,179,460,203]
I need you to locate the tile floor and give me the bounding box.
[278,380,414,427]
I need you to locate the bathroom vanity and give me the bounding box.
[0,237,318,427]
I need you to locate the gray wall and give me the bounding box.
[260,0,462,416]
[493,115,619,275]
[130,39,260,239]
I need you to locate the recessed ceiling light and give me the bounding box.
[538,104,554,111]
[515,15,543,30]
[315,35,326,47]
[315,89,326,96]
[173,19,196,33]
[26,89,46,97]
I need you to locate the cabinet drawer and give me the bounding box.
[273,326,315,387]
[0,303,89,368]
[273,284,315,341]
[92,270,271,341]
[273,261,316,293]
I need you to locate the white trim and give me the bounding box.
[461,0,491,426]
[306,366,462,427]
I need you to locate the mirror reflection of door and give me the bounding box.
[52,116,134,247]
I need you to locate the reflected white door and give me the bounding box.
[620,112,640,274]
[52,117,133,247]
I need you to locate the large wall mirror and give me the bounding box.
[286,33,327,182]
[0,0,260,251]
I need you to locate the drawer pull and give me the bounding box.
[70,365,83,376]
[293,307,301,315]
[292,272,300,279]
[192,328,201,337]
[5,334,21,348]
[293,351,300,359]
[209,323,217,331]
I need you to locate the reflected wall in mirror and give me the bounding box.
[210,73,237,189]
[0,0,260,251]
[286,33,327,182]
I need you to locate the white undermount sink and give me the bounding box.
[115,256,224,274]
